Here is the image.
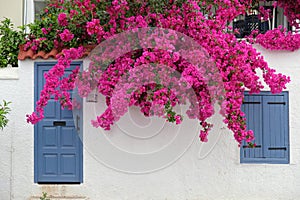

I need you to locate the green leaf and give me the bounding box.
[0,100,11,130]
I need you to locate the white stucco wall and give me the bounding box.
[0,46,300,200]
[0,0,23,27]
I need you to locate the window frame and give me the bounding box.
[24,0,35,26]
[24,0,47,26]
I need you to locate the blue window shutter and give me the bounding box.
[241,92,289,164]
[263,93,289,163]
[35,62,83,183]
[241,94,263,162]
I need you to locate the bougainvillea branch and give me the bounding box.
[26,47,83,123]
[247,26,300,51]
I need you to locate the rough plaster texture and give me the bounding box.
[0,47,299,200]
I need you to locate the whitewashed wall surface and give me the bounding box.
[0,46,300,200]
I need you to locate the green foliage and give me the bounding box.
[0,18,25,68]
[27,0,101,52]
[40,192,50,200]
[25,0,187,52]
[0,100,11,130]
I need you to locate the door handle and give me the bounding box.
[76,115,80,131]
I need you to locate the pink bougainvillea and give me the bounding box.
[59,29,74,42]
[248,26,300,51]
[58,13,68,26]
[26,47,83,123]
[277,0,300,28]
[26,0,297,146]
[258,6,271,21]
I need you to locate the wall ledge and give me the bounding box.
[0,67,19,80]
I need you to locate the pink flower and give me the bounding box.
[86,19,103,36]
[175,115,182,125]
[41,28,48,35]
[70,10,79,18]
[258,6,270,21]
[199,130,208,142]
[59,29,74,42]
[31,45,38,51]
[58,13,68,26]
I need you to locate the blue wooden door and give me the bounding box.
[34,62,83,183]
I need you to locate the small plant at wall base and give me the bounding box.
[0,18,25,68]
[0,100,11,130]
[40,192,50,200]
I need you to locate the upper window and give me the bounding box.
[233,1,290,38]
[34,0,47,20]
[23,0,47,25]
[240,91,289,164]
